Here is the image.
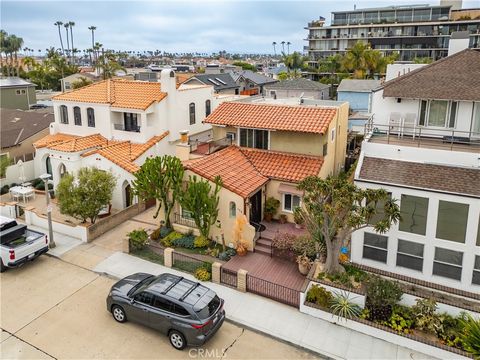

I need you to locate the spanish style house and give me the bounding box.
[175,98,349,250]
[33,69,222,210]
[351,49,480,293]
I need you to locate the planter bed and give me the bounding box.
[301,300,473,359]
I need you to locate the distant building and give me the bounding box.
[230,70,278,96]
[305,3,480,69]
[60,73,99,92]
[337,79,382,112]
[183,73,239,94]
[1,108,53,164]
[0,77,36,110]
[264,78,330,100]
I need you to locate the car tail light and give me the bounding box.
[191,320,211,329]
[9,250,15,260]
[45,235,48,244]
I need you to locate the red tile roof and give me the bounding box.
[240,148,323,182]
[48,133,109,152]
[185,145,323,198]
[53,79,167,110]
[204,102,337,134]
[33,133,79,149]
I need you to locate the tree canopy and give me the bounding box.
[298,173,400,274]
[56,167,116,224]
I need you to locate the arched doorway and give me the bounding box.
[123,182,132,208]
[58,163,67,178]
[45,156,53,178]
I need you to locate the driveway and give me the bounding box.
[0,256,319,359]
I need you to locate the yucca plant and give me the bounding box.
[330,291,362,321]
[458,313,480,357]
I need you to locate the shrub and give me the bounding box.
[194,267,211,282]
[1,185,9,195]
[459,313,480,357]
[202,261,213,273]
[150,227,162,241]
[173,235,195,249]
[218,251,231,261]
[293,206,304,225]
[292,235,316,259]
[438,314,465,350]
[31,178,42,187]
[330,291,362,321]
[412,298,445,335]
[365,276,403,321]
[306,284,333,308]
[194,235,210,248]
[35,182,54,191]
[264,197,280,218]
[343,264,369,283]
[160,226,172,238]
[225,248,237,257]
[161,231,183,247]
[128,229,149,251]
[272,232,296,250]
[380,306,414,334]
[205,247,220,258]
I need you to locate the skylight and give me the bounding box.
[208,78,220,86]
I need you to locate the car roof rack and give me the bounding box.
[161,276,184,295]
[179,282,201,302]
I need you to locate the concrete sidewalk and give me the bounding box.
[22,224,83,257]
[94,252,436,360]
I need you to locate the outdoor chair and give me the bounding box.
[389,112,402,137]
[402,113,417,139]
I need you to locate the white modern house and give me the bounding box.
[351,48,480,293]
[33,69,223,210]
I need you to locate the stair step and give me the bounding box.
[261,231,276,241]
[255,247,272,256]
[257,238,272,247]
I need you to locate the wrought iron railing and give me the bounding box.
[189,137,232,155]
[113,123,141,132]
[246,274,300,308]
[173,213,197,228]
[172,251,208,274]
[220,268,238,288]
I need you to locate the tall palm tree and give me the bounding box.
[64,23,70,61]
[281,41,286,54]
[88,26,96,65]
[272,41,277,57]
[286,41,291,55]
[341,41,368,79]
[10,35,23,76]
[54,21,65,55]
[68,21,75,64]
[0,30,7,72]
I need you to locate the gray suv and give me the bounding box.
[106,272,225,350]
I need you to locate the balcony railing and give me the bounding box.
[173,213,197,228]
[365,123,480,152]
[113,123,141,132]
[189,137,232,155]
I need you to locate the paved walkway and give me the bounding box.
[94,252,436,360]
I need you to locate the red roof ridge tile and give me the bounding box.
[238,146,323,160]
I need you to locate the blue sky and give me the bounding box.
[1,0,478,54]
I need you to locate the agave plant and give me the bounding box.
[458,313,480,357]
[330,291,362,321]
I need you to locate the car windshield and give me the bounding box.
[127,275,155,296]
[196,295,221,319]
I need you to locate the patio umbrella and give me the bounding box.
[17,160,26,185]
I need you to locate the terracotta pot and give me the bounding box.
[264,213,273,222]
[279,215,287,224]
[298,262,310,275]
[237,246,247,256]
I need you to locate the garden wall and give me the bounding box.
[0,160,35,187]
[300,281,472,359]
[86,202,146,242]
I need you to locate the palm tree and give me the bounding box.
[54,21,65,55]
[88,26,96,65]
[0,30,7,72]
[341,41,368,79]
[272,42,277,57]
[96,51,126,80]
[64,23,70,61]
[93,42,102,66]
[281,41,286,54]
[68,21,75,64]
[286,41,291,55]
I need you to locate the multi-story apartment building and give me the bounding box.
[351,49,480,293]
[305,2,480,66]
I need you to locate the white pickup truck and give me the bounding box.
[0,216,49,272]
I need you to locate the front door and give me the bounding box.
[125,184,131,208]
[249,190,262,224]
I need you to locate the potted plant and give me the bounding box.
[236,239,248,256]
[296,253,312,275]
[264,197,280,222]
[293,207,304,229]
[279,214,287,224]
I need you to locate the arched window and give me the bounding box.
[59,163,67,178]
[73,106,82,126]
[87,108,95,127]
[205,100,211,117]
[189,103,196,125]
[229,202,236,218]
[60,105,68,124]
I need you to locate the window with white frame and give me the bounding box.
[436,200,469,243]
[73,106,82,126]
[418,100,457,128]
[362,232,388,263]
[181,207,194,219]
[396,239,424,272]
[283,193,301,212]
[473,255,480,286]
[229,202,236,218]
[399,194,428,236]
[432,247,463,281]
[239,128,269,150]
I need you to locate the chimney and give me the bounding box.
[448,31,470,56]
[176,130,190,161]
[160,68,176,95]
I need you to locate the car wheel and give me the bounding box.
[169,330,186,350]
[111,305,127,323]
[0,260,5,273]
